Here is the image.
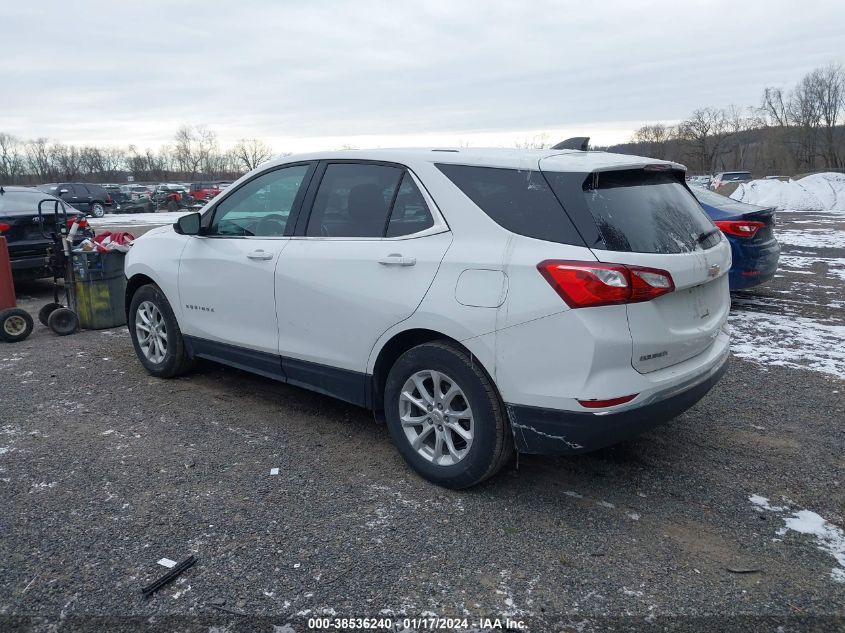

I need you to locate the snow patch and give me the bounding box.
[776,229,845,250]
[731,173,845,213]
[750,495,845,583]
[728,310,845,379]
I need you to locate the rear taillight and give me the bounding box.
[578,394,638,409]
[537,260,674,309]
[105,194,113,203]
[0,223,10,233]
[714,220,765,238]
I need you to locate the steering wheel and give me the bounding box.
[254,213,286,236]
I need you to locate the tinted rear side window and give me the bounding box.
[436,164,583,245]
[306,163,403,237]
[547,170,718,254]
[386,173,434,237]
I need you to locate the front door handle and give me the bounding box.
[378,254,416,266]
[247,249,274,261]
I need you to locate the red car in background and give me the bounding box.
[188,181,222,201]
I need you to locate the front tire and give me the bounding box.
[128,284,193,378]
[384,341,513,488]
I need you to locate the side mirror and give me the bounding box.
[174,212,201,235]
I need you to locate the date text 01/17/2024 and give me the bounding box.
[306,616,528,631]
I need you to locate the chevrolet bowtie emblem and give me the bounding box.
[707,264,721,277]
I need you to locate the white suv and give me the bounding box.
[125,149,731,488]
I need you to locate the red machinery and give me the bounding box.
[0,232,34,342]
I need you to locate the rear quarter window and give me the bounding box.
[435,164,584,246]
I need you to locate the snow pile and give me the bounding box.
[731,173,845,213]
[88,212,191,227]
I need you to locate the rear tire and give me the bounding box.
[384,341,513,489]
[38,302,63,326]
[47,307,79,336]
[90,202,105,218]
[0,308,34,343]
[128,284,193,378]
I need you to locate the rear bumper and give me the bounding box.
[506,341,730,454]
[10,254,50,279]
[728,237,780,290]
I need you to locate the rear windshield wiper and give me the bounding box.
[696,227,720,245]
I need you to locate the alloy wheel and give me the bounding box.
[399,369,474,466]
[135,301,168,364]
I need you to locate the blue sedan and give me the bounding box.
[691,186,780,290]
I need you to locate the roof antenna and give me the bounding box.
[551,137,590,151]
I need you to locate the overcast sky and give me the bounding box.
[2,0,843,152]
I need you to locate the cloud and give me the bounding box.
[1,0,843,150]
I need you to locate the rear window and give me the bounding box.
[435,164,583,245]
[546,169,719,254]
[720,172,751,181]
[0,190,44,212]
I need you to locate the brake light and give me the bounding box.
[578,394,638,408]
[105,194,113,204]
[714,220,765,238]
[0,223,10,233]
[537,260,674,309]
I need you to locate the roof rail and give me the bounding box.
[551,137,590,151]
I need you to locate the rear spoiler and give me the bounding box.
[551,137,590,151]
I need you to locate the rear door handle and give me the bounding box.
[247,249,274,260]
[378,254,416,266]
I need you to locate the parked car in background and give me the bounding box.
[0,186,94,279]
[687,175,711,188]
[188,181,222,201]
[125,148,731,488]
[152,184,192,212]
[119,195,156,214]
[102,184,131,205]
[123,184,154,200]
[690,186,779,290]
[36,183,114,217]
[710,171,752,193]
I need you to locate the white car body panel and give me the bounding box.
[276,231,452,372]
[179,236,288,354]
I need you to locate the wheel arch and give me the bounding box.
[125,273,157,321]
[368,327,496,412]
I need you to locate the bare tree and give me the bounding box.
[513,132,550,149]
[233,138,274,171]
[787,72,824,170]
[677,108,731,174]
[25,138,53,182]
[632,123,671,159]
[172,125,202,177]
[0,133,25,182]
[809,63,844,168]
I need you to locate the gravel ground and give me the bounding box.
[1,211,843,632]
